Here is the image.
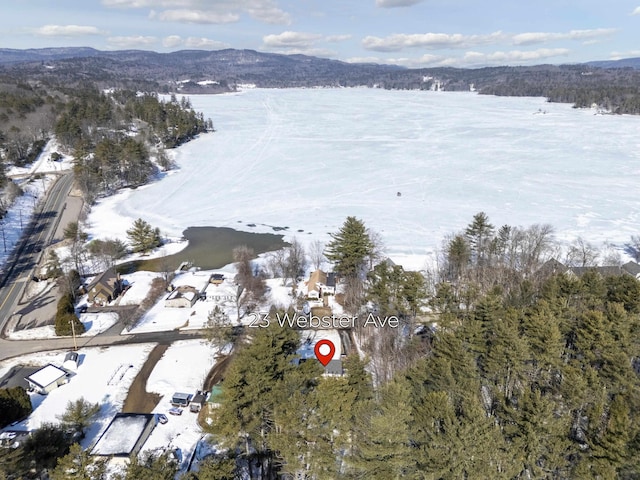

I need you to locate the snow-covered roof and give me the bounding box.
[166,289,196,302]
[204,281,237,296]
[25,364,67,389]
[91,414,154,456]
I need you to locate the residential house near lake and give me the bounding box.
[88,267,123,306]
[539,259,640,280]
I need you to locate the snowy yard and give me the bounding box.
[124,265,310,334]
[142,340,220,470]
[0,344,156,450]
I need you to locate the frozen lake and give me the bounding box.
[87,88,640,269]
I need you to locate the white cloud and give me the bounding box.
[105,0,291,25]
[610,50,640,60]
[271,48,336,58]
[151,9,239,23]
[362,31,505,52]
[349,48,571,68]
[483,48,570,63]
[162,35,229,49]
[345,56,387,64]
[326,34,352,43]
[375,0,423,7]
[631,7,640,15]
[512,28,616,45]
[34,25,103,37]
[362,28,614,54]
[184,37,229,49]
[245,4,291,24]
[107,35,157,49]
[263,31,323,48]
[162,35,183,48]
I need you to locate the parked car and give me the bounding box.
[168,407,183,416]
[157,414,168,424]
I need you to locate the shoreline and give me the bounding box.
[119,226,288,273]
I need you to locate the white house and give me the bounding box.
[25,364,69,394]
[164,286,199,308]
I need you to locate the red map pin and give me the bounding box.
[314,339,335,367]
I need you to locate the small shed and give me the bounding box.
[63,352,80,371]
[25,364,68,394]
[190,391,207,413]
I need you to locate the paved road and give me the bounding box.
[0,327,207,362]
[0,172,209,364]
[0,173,73,340]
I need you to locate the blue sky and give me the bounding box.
[2,0,639,67]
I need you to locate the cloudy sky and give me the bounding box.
[3,0,640,67]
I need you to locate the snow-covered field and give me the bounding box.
[143,340,220,469]
[84,88,640,270]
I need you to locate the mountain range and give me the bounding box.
[1,47,640,113]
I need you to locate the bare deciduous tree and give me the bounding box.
[309,240,325,271]
[366,228,386,270]
[233,245,266,319]
[566,237,600,267]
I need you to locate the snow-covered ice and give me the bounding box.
[83,88,640,270]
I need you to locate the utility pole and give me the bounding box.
[70,316,78,351]
[0,222,5,252]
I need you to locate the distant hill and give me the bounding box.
[587,57,640,70]
[0,48,404,92]
[2,47,640,113]
[0,47,101,64]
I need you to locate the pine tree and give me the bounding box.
[182,454,236,479]
[465,211,495,269]
[57,398,100,438]
[50,443,107,480]
[325,216,373,277]
[210,323,300,474]
[122,453,177,480]
[446,234,471,280]
[55,293,85,336]
[0,387,32,428]
[503,389,571,477]
[350,378,416,478]
[126,218,162,253]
